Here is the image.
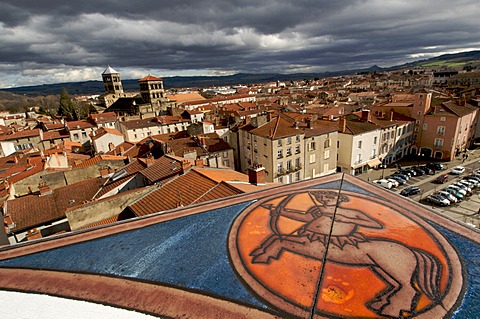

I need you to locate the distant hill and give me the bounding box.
[1,50,479,97]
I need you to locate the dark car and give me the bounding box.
[397,169,413,177]
[418,166,434,175]
[426,162,445,171]
[386,175,406,185]
[400,186,421,197]
[393,172,410,181]
[411,167,425,176]
[435,174,449,184]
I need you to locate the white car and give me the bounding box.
[372,179,393,189]
[451,166,466,175]
[437,191,458,203]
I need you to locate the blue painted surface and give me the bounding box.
[431,224,480,319]
[0,201,268,309]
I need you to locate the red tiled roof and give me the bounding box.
[5,177,106,232]
[138,75,163,82]
[42,130,70,140]
[90,112,117,124]
[139,156,183,184]
[66,120,95,130]
[0,129,41,141]
[74,155,126,168]
[129,170,225,216]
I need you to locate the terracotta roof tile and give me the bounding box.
[66,120,95,130]
[129,170,220,216]
[0,129,41,141]
[139,156,183,184]
[5,177,106,232]
[138,75,163,82]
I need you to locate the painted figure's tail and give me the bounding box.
[413,249,442,304]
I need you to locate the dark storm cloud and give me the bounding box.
[0,0,479,86]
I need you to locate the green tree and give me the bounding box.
[58,88,75,119]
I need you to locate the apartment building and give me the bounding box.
[337,117,382,175]
[238,114,338,184]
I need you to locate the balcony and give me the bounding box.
[275,164,302,178]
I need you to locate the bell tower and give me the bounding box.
[102,65,124,95]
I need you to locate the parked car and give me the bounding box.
[393,172,410,181]
[447,185,467,196]
[418,166,434,175]
[400,186,421,197]
[372,179,393,189]
[451,166,466,175]
[397,169,413,177]
[467,175,480,183]
[443,187,464,201]
[435,174,449,184]
[386,175,406,185]
[386,178,399,187]
[462,178,478,188]
[437,191,458,204]
[426,162,445,171]
[411,167,425,176]
[426,194,450,206]
[453,182,472,194]
[458,179,476,189]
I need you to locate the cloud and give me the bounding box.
[0,0,479,87]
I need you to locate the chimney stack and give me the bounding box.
[361,109,371,122]
[338,118,346,133]
[38,182,52,196]
[195,158,204,168]
[181,160,191,173]
[144,154,155,167]
[248,164,266,186]
[99,166,112,178]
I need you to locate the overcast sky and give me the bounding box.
[0,0,479,88]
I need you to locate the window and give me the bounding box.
[437,126,445,135]
[324,139,330,148]
[434,138,444,148]
[323,163,329,173]
[295,171,300,181]
[324,149,330,160]
[356,153,361,163]
[277,140,282,147]
[417,111,422,115]
[415,120,420,124]
[278,176,283,183]
[295,145,300,154]
[277,150,283,158]
[277,163,283,174]
[358,140,362,148]
[223,152,228,158]
[73,133,79,140]
[422,123,428,130]
[390,131,394,138]
[374,136,377,144]
[81,132,87,139]
[440,117,446,122]
[295,157,300,168]
[309,154,316,164]
[295,135,300,142]
[286,147,292,156]
[287,136,292,145]
[286,160,292,171]
[308,142,316,151]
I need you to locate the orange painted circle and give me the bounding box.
[229,189,462,318]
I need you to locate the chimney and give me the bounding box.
[145,154,155,167]
[361,109,371,122]
[26,228,42,241]
[99,166,112,178]
[338,118,346,133]
[248,164,266,186]
[195,158,204,168]
[181,160,191,173]
[119,146,125,154]
[38,182,52,196]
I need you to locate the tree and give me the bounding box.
[58,88,75,119]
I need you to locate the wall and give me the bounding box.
[66,186,157,230]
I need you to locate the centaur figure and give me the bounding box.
[250,190,442,318]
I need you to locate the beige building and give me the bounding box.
[238,114,338,184]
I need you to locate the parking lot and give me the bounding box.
[359,149,480,228]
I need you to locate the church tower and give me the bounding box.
[138,75,168,114]
[102,65,124,95]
